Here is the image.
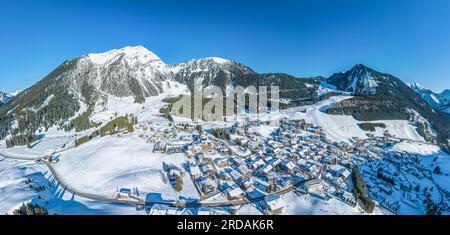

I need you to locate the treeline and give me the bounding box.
[72,106,100,132]
[99,115,135,136]
[75,115,136,147]
[0,67,81,140]
[358,122,386,132]
[5,133,40,148]
[352,167,375,213]
[75,135,92,147]
[12,202,48,215]
[325,96,410,121]
[211,127,230,140]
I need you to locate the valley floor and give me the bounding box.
[1,95,449,215]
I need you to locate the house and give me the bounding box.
[305,179,324,193]
[203,155,213,164]
[226,186,245,200]
[115,187,132,199]
[200,164,214,176]
[238,165,252,177]
[190,165,202,180]
[263,195,285,215]
[260,164,273,174]
[341,191,356,206]
[285,161,296,173]
[165,142,186,154]
[229,170,243,181]
[239,178,254,189]
[215,158,229,168]
[195,153,205,163]
[252,159,265,169]
[263,172,278,184]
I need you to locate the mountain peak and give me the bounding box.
[408,82,428,91]
[85,45,163,65]
[441,89,450,101]
[349,64,372,73]
[326,64,380,94]
[205,57,231,64]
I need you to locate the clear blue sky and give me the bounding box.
[1,0,449,93]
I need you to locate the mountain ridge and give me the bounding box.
[1,46,449,147]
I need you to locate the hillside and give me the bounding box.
[0,46,448,148]
[325,65,450,146]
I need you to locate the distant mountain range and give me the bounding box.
[0,90,21,107]
[408,83,450,114]
[0,46,449,147]
[441,89,450,101]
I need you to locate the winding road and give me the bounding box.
[0,148,296,209]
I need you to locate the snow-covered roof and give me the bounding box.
[227,187,244,197]
[190,166,201,175]
[265,195,284,211]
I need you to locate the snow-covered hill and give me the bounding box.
[326,64,382,95]
[0,46,317,140]
[408,82,450,113]
[0,46,448,147]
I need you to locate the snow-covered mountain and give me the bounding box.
[0,46,449,147]
[0,90,21,107]
[408,82,450,113]
[325,64,450,145]
[0,46,313,139]
[441,89,450,101]
[0,91,13,107]
[170,57,256,90]
[326,64,382,95]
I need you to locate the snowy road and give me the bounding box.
[0,150,296,209]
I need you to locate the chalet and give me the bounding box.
[115,187,132,199]
[305,179,324,193]
[229,170,243,181]
[238,165,252,177]
[239,178,254,189]
[149,204,176,215]
[165,142,185,154]
[260,164,274,174]
[247,141,260,150]
[153,141,166,153]
[203,155,213,164]
[226,186,245,200]
[252,159,265,169]
[285,161,296,173]
[200,164,214,176]
[341,191,356,206]
[190,165,202,180]
[195,153,204,163]
[215,158,229,168]
[263,171,278,183]
[263,195,285,215]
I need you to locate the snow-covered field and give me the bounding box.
[285,96,425,143]
[282,192,386,215]
[249,125,278,138]
[0,135,75,160]
[53,134,199,200]
[0,158,142,215]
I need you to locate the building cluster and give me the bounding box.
[136,116,448,215]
